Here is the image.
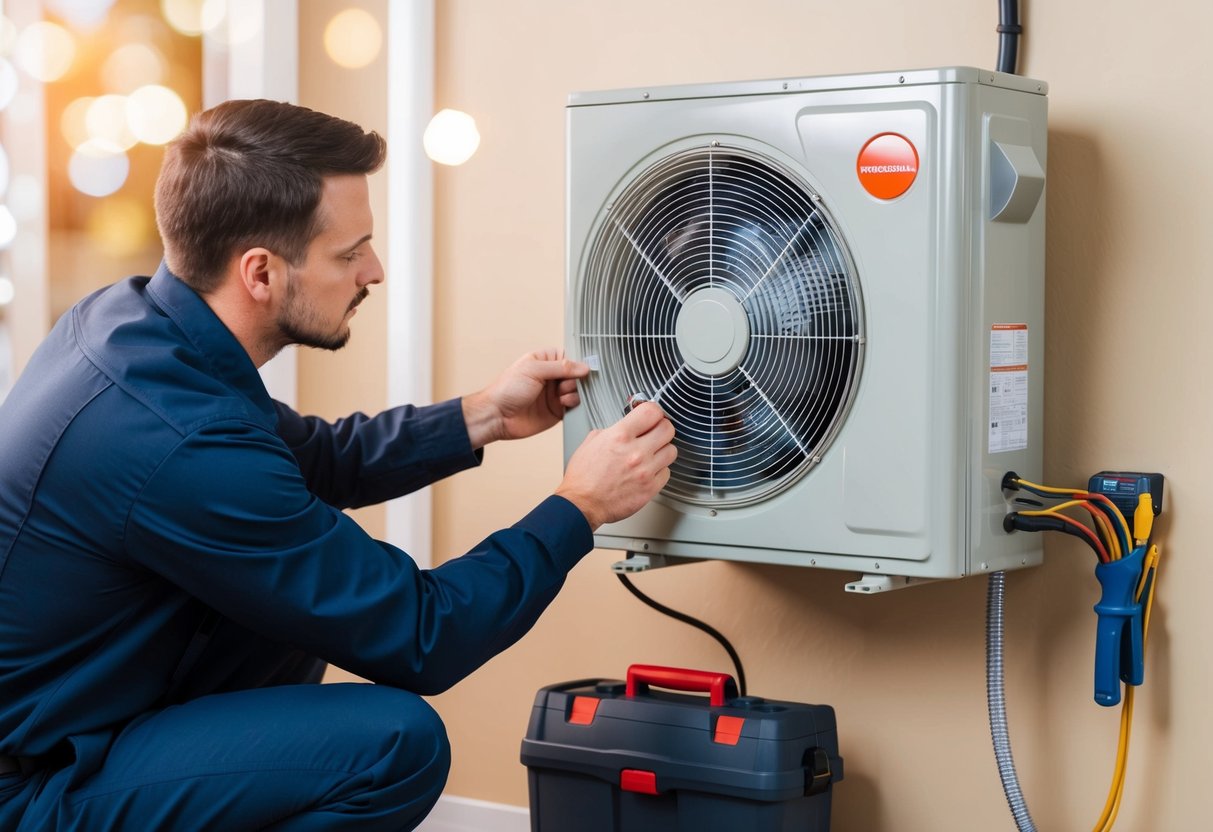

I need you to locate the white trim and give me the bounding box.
[202,0,300,409]
[385,1,435,567]
[416,795,530,832]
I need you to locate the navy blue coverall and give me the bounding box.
[0,264,593,830]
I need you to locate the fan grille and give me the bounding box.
[577,145,864,508]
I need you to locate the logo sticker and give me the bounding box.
[857,133,919,200]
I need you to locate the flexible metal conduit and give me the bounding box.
[987,571,1037,832]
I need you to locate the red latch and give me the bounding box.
[620,768,659,795]
[713,715,745,745]
[568,695,599,726]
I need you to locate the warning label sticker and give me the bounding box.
[989,325,1028,453]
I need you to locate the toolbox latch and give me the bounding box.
[804,747,833,796]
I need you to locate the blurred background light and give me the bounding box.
[68,140,129,197]
[0,276,15,306]
[423,109,481,166]
[101,43,166,93]
[126,84,186,145]
[7,175,43,221]
[86,196,152,258]
[0,15,18,55]
[61,96,96,149]
[86,94,137,151]
[0,59,18,112]
[160,0,203,35]
[46,0,119,29]
[14,21,77,83]
[0,208,16,251]
[324,8,381,69]
[0,144,9,197]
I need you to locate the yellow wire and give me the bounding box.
[1020,500,1122,560]
[1013,477,1132,555]
[1092,545,1160,832]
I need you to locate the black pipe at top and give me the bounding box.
[996,0,1022,75]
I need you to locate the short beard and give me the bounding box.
[275,280,367,353]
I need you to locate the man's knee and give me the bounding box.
[333,684,452,813]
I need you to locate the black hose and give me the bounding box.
[616,572,747,697]
[997,0,1022,74]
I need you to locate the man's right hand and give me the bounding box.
[555,402,677,531]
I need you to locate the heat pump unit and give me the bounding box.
[563,68,1047,591]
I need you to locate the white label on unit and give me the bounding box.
[989,324,1028,453]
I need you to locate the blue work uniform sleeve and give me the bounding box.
[272,397,481,509]
[123,419,593,694]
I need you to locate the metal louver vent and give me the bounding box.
[578,145,865,508]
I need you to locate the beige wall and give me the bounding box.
[301,1,1212,828]
[298,0,390,541]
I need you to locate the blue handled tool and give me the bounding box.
[1091,544,1146,706]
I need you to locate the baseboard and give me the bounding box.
[415,795,531,831]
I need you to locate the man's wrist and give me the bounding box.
[461,392,503,449]
[553,486,603,531]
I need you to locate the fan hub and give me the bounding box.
[674,287,750,376]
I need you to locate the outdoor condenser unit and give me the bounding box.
[562,67,1048,591]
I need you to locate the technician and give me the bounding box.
[0,99,676,831]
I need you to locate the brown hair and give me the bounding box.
[154,99,386,294]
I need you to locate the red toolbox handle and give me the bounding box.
[626,664,738,706]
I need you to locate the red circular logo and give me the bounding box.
[856,133,919,200]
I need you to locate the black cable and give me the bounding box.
[996,0,1022,75]
[616,572,747,697]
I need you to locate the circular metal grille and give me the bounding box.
[578,144,865,508]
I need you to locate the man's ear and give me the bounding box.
[237,248,283,304]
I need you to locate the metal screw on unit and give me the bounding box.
[642,543,650,550]
[1021,559,1027,565]
[981,562,989,570]
[1036,85,1042,92]
[782,82,788,89]
[709,509,717,517]
[642,92,650,99]
[874,562,881,570]
[898,75,905,84]
[710,140,720,147]
[811,455,822,464]
[810,193,822,202]
[810,559,817,566]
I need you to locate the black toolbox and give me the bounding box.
[520,664,842,831]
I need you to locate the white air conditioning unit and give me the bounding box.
[563,67,1047,591]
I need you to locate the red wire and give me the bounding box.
[1051,513,1110,563]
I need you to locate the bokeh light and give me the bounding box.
[68,140,130,197]
[46,0,119,29]
[0,15,18,56]
[86,197,153,258]
[126,84,187,145]
[0,59,18,112]
[14,21,77,83]
[160,0,225,37]
[86,94,137,151]
[323,8,381,69]
[60,96,96,149]
[423,109,481,166]
[0,144,9,197]
[101,43,166,93]
[160,0,204,35]
[7,175,43,221]
[0,276,15,306]
[0,207,16,250]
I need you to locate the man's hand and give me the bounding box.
[555,402,677,531]
[462,350,589,449]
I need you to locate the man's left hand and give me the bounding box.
[462,350,589,449]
